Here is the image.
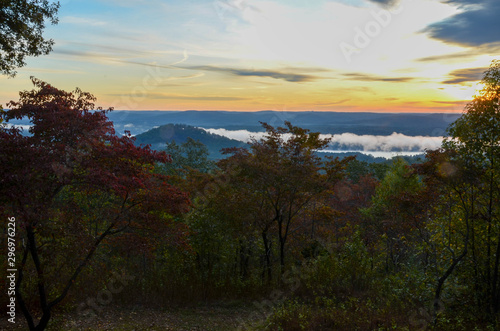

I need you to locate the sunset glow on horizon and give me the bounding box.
[1,0,499,113]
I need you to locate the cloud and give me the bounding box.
[173,96,247,101]
[18,67,84,75]
[314,99,351,106]
[441,0,486,7]
[148,94,248,101]
[97,0,163,8]
[183,65,324,82]
[53,48,105,59]
[5,124,32,132]
[442,67,486,84]
[202,128,443,152]
[52,48,134,63]
[432,100,470,106]
[342,73,414,82]
[52,44,192,73]
[327,132,443,152]
[106,92,247,101]
[62,42,180,58]
[417,51,477,63]
[416,43,500,63]
[366,0,400,7]
[116,60,199,73]
[424,0,500,46]
[60,16,107,26]
[203,128,266,142]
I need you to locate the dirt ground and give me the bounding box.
[0,302,268,330]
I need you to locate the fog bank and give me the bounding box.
[202,128,443,152]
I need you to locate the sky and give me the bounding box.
[1,0,499,112]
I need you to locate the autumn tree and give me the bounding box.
[439,59,500,318]
[160,137,215,177]
[218,122,351,280]
[327,174,379,248]
[0,78,189,330]
[405,60,500,325]
[0,0,60,76]
[361,158,428,271]
[413,149,473,324]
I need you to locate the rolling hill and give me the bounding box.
[133,123,247,159]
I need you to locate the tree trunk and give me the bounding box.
[433,211,469,325]
[488,170,500,315]
[18,220,117,330]
[262,230,272,283]
[24,225,52,331]
[34,311,51,331]
[278,215,285,275]
[492,235,500,314]
[433,248,467,324]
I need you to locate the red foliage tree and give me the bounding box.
[0,78,189,330]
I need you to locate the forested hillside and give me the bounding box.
[1,61,500,331]
[134,123,247,159]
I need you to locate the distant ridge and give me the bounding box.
[108,110,461,136]
[134,123,247,159]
